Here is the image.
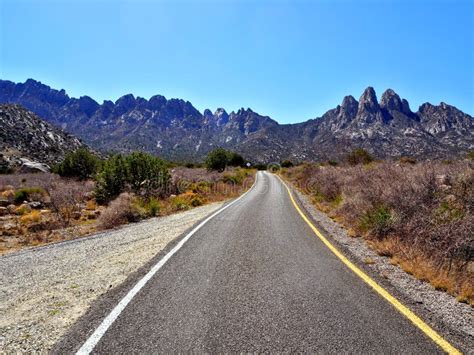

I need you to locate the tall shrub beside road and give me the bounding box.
[54,148,100,180]
[205,148,245,171]
[95,152,170,203]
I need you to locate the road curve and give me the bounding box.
[56,171,445,353]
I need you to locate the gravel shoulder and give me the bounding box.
[0,202,224,353]
[289,182,474,351]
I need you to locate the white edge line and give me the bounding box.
[76,172,259,355]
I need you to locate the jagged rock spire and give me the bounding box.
[357,87,379,115]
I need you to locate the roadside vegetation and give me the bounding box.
[280,149,473,305]
[0,148,255,254]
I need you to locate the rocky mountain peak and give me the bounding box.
[114,94,136,115]
[149,94,166,110]
[357,87,380,114]
[115,93,135,106]
[76,96,100,116]
[380,89,403,112]
[340,95,358,116]
[213,108,229,126]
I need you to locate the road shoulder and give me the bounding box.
[0,202,225,353]
[285,179,474,352]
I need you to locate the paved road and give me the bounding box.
[58,171,445,353]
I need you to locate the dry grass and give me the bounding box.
[97,193,144,230]
[20,210,41,225]
[281,160,474,305]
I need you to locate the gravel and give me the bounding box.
[0,202,224,353]
[291,185,474,349]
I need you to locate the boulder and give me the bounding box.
[0,199,10,207]
[0,206,8,216]
[17,158,50,173]
[7,204,16,214]
[29,201,42,209]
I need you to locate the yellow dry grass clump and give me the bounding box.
[20,210,41,225]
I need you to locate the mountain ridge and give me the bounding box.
[0,78,472,162]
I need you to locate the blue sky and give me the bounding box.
[1,0,473,123]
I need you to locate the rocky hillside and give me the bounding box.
[0,104,83,172]
[0,79,472,162]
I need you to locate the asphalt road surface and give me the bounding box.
[57,171,447,353]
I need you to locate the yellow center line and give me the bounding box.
[275,174,462,355]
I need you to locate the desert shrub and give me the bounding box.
[14,187,46,204]
[0,163,12,174]
[15,204,32,215]
[254,163,267,170]
[147,198,160,216]
[222,169,250,185]
[126,152,170,196]
[54,148,100,180]
[228,152,245,167]
[170,195,191,211]
[95,152,170,203]
[97,193,145,229]
[205,148,230,172]
[358,205,393,237]
[190,194,205,207]
[94,154,128,203]
[141,197,161,216]
[20,210,41,225]
[49,180,92,226]
[281,160,294,168]
[346,148,374,166]
[327,160,338,166]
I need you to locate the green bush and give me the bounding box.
[190,195,205,207]
[205,148,230,172]
[126,152,170,196]
[94,154,128,204]
[347,148,374,166]
[171,196,191,211]
[95,152,170,204]
[141,197,161,217]
[222,169,249,185]
[359,206,393,237]
[228,152,245,167]
[14,187,46,204]
[205,148,245,171]
[54,148,100,180]
[254,163,267,170]
[281,160,294,168]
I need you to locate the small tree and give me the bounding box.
[281,160,294,168]
[94,154,128,203]
[228,152,245,167]
[205,148,229,172]
[55,148,100,180]
[346,148,374,166]
[126,152,170,196]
